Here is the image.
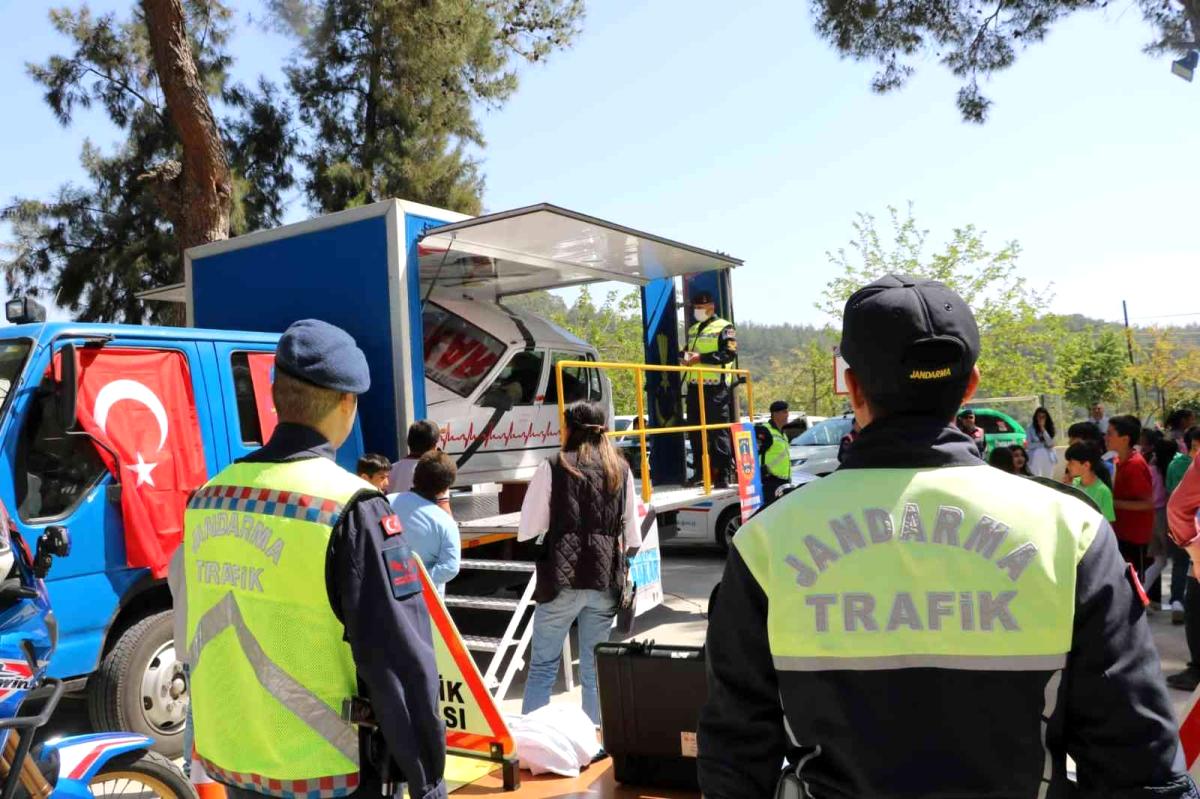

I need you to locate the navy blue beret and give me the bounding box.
[769,400,789,413]
[275,319,370,394]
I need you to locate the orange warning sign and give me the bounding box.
[418,569,515,758]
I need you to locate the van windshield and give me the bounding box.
[0,341,32,424]
[422,304,506,397]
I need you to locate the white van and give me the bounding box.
[423,294,612,486]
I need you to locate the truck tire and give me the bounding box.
[87,610,186,758]
[715,506,742,555]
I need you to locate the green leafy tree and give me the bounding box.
[812,0,1199,122]
[1055,328,1129,409]
[274,0,584,214]
[754,335,846,418]
[2,2,296,322]
[818,204,1059,397]
[1129,327,1200,416]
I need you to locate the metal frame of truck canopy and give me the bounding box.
[184,198,742,462]
[418,203,742,297]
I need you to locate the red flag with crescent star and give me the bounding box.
[71,348,208,578]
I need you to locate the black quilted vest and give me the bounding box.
[533,453,628,604]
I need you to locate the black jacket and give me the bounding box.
[698,415,1196,799]
[534,453,628,603]
[241,424,446,799]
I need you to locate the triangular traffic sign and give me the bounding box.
[1179,682,1200,779]
[417,565,515,760]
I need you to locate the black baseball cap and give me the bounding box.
[839,275,979,409]
[691,291,715,306]
[769,400,789,413]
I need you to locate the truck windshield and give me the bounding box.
[422,304,506,397]
[0,341,32,424]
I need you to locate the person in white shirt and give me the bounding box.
[389,419,441,494]
[518,401,642,725]
[1089,402,1109,435]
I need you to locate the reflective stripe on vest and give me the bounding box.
[734,465,1101,672]
[686,317,732,384]
[763,425,791,480]
[184,457,375,797]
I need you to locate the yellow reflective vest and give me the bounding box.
[762,423,791,480]
[735,465,1099,671]
[184,457,375,797]
[685,317,732,384]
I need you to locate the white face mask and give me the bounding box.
[693,307,711,323]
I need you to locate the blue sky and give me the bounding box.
[1,0,1197,328]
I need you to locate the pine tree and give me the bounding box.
[812,0,1200,121]
[2,2,297,323]
[276,0,584,214]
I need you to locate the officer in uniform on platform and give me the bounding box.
[698,276,1196,798]
[183,320,446,799]
[758,400,792,506]
[682,290,737,487]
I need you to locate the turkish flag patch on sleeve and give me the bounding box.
[382,515,403,536]
[1127,563,1151,608]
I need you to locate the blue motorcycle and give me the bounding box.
[0,503,194,799]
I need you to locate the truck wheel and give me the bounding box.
[87,610,186,758]
[716,506,743,555]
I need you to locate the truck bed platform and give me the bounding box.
[457,484,738,547]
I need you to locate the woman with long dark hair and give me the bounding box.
[1026,406,1057,478]
[517,400,641,724]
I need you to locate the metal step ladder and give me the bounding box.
[445,557,566,703]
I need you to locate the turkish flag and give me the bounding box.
[71,349,208,578]
[245,352,277,442]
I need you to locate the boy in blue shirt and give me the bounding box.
[390,451,461,592]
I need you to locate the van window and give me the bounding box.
[479,350,544,408]
[546,352,601,405]
[16,370,106,521]
[230,352,264,445]
[423,304,506,397]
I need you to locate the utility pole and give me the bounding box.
[1123,300,1141,414]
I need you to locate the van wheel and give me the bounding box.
[87,610,186,757]
[716,507,743,555]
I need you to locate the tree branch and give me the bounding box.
[78,64,167,124]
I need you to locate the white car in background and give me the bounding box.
[789,414,855,479]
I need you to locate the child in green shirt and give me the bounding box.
[1065,441,1116,523]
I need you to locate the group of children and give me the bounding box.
[987,412,1200,626]
[356,419,463,592]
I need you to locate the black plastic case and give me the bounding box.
[595,640,708,791]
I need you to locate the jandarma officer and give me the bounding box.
[681,290,737,487]
[183,319,446,799]
[698,275,1197,799]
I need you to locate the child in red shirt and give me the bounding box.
[1106,415,1156,576]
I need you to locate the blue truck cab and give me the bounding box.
[0,319,362,754]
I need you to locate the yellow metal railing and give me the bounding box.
[554,360,754,502]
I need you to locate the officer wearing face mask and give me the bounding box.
[681,291,737,487]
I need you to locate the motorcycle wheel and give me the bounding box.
[87,750,198,799]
